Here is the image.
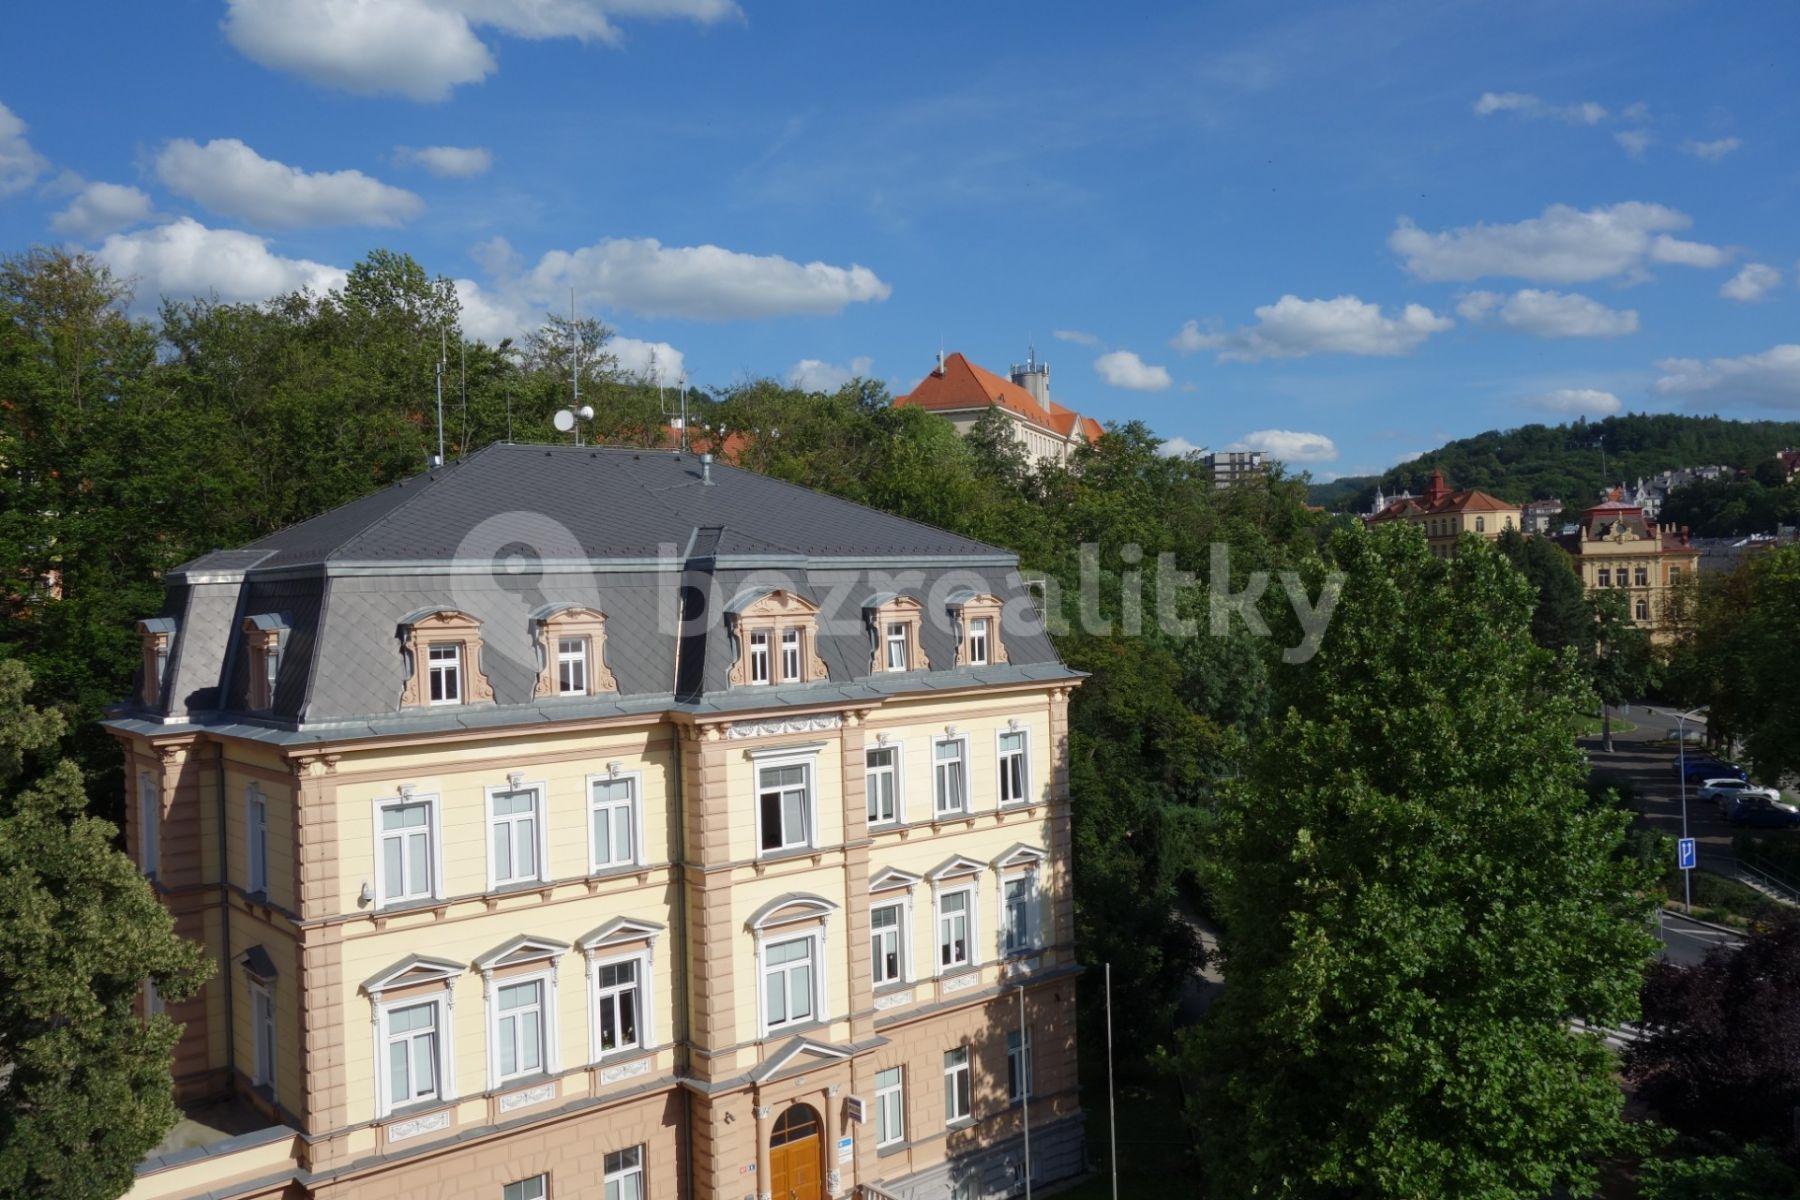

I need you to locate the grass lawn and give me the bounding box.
[1663,868,1788,929]
[1573,714,1639,737]
[1055,1069,1194,1200]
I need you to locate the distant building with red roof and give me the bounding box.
[895,349,1102,467]
[1366,468,1522,557]
[1555,497,1699,640]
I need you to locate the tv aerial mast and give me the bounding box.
[553,288,594,444]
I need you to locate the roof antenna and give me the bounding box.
[432,327,446,468]
[553,288,594,445]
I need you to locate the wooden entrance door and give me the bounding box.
[768,1104,822,1200]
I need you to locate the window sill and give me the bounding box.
[382,1095,454,1123]
[877,1138,911,1158]
[758,1016,831,1044]
[945,1116,976,1132]
[486,1070,555,1098]
[753,846,825,873]
[873,979,914,997]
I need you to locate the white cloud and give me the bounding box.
[1655,345,1800,408]
[1525,388,1622,417]
[1457,288,1638,338]
[0,100,47,198]
[50,182,153,238]
[1682,137,1741,161]
[1229,429,1338,464]
[452,277,684,379]
[223,0,740,101]
[1052,328,1098,346]
[1473,92,1607,125]
[788,356,874,392]
[1174,295,1452,362]
[1390,202,1729,284]
[395,144,494,178]
[1093,349,1172,390]
[1720,263,1781,303]
[524,237,890,320]
[1614,129,1652,159]
[612,335,687,383]
[155,138,422,228]
[96,217,348,307]
[1158,435,1205,458]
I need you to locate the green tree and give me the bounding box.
[1496,528,1588,653]
[1183,523,1656,1199]
[0,661,210,1200]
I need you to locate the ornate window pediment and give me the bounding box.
[578,917,665,954]
[869,866,923,893]
[398,609,494,709]
[992,843,1047,872]
[726,588,828,687]
[745,892,838,932]
[864,593,930,674]
[472,934,570,975]
[532,605,619,698]
[945,590,1008,668]
[927,853,988,882]
[361,954,465,997]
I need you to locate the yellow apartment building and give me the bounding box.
[1365,469,1521,557]
[109,444,1084,1200]
[1555,498,1700,640]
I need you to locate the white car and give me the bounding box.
[1700,777,1782,815]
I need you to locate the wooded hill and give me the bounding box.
[1309,414,1800,513]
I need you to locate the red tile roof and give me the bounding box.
[896,353,1102,444]
[1429,488,1518,515]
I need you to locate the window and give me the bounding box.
[1670,566,1683,582]
[871,901,906,986]
[490,787,544,888]
[967,617,990,666]
[934,738,968,817]
[248,629,281,710]
[427,643,462,705]
[875,1066,905,1147]
[762,936,817,1031]
[1003,875,1037,955]
[139,772,160,879]
[251,983,276,1089]
[557,636,587,695]
[781,628,802,681]
[1634,566,1650,587]
[749,631,771,684]
[143,979,165,1019]
[758,763,812,854]
[1597,568,1611,588]
[938,887,972,971]
[495,979,546,1081]
[944,1047,971,1123]
[1007,1029,1033,1102]
[503,1176,548,1200]
[1636,598,1650,622]
[866,746,900,825]
[997,731,1028,806]
[589,776,637,871]
[885,622,909,671]
[377,797,436,905]
[246,787,268,895]
[593,959,641,1055]
[604,1147,644,1200]
[1475,516,1486,533]
[382,1000,441,1110]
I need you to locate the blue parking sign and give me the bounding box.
[1677,837,1697,871]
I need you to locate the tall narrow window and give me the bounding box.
[967,617,989,666]
[885,622,909,671]
[251,984,276,1089]
[998,730,1028,806]
[427,643,462,705]
[604,1148,644,1200]
[139,773,160,879]
[866,746,899,825]
[378,798,435,905]
[1475,516,1486,533]
[1007,1028,1033,1101]
[594,959,641,1055]
[495,979,546,1081]
[557,636,588,695]
[875,1066,906,1147]
[490,788,542,887]
[383,1001,441,1109]
[944,1046,971,1123]
[246,787,268,895]
[1634,566,1649,587]
[749,631,771,684]
[762,936,817,1031]
[1003,876,1036,955]
[1635,598,1650,621]
[1597,568,1611,588]
[758,763,812,854]
[503,1175,548,1200]
[589,777,636,871]
[780,628,802,681]
[871,901,905,986]
[934,738,967,817]
[938,888,972,970]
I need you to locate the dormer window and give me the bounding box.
[136,618,176,707]
[781,628,802,682]
[727,589,826,688]
[428,644,461,704]
[885,623,908,671]
[968,618,990,666]
[399,609,494,710]
[557,637,587,694]
[242,614,288,712]
[864,594,929,675]
[749,632,771,684]
[946,592,1008,669]
[532,606,617,699]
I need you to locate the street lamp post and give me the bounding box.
[1676,705,1708,915]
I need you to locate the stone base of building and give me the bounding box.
[870,1115,1085,1200]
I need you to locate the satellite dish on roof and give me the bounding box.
[553,409,576,433]
[577,404,594,421]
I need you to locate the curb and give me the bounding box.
[1658,909,1747,937]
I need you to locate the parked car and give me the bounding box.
[1726,794,1800,829]
[1701,777,1783,816]
[1678,756,1747,785]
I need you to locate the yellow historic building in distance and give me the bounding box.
[1365,469,1522,557]
[110,444,1084,1200]
[1555,498,1700,640]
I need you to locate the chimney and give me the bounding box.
[701,452,714,486]
[933,348,946,377]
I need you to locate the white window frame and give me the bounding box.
[780,627,802,682]
[884,622,908,671]
[604,1146,645,1200]
[586,771,643,873]
[486,782,550,891]
[1001,872,1042,956]
[588,949,652,1061]
[944,1046,971,1125]
[503,1174,548,1200]
[1007,1027,1034,1102]
[375,994,453,1117]
[556,635,588,695]
[487,969,557,1088]
[372,793,442,908]
[967,617,990,666]
[865,742,903,827]
[870,897,911,987]
[756,929,825,1038]
[932,735,970,818]
[875,1066,906,1147]
[246,784,268,895]
[138,771,160,879]
[748,630,771,685]
[426,642,463,706]
[754,753,817,857]
[934,883,978,975]
[996,727,1030,807]
[250,982,276,1089]
[259,642,280,710]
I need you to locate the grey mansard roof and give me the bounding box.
[112,443,1077,743]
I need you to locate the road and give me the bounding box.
[1581,704,1744,873]
[1655,909,1743,966]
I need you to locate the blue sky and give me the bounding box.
[3,1,1798,480]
